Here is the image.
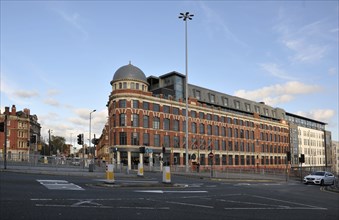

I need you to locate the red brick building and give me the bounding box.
[96,63,290,171]
[0,105,41,161]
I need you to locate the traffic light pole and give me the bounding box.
[3,114,8,169]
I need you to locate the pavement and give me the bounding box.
[1,164,338,193]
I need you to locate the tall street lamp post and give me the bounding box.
[179,12,194,173]
[89,109,96,165]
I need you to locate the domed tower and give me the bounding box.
[110,62,149,92]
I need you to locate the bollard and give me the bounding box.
[137,163,144,177]
[106,164,115,183]
[162,166,171,183]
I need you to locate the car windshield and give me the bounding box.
[312,171,325,176]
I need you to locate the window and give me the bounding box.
[213,115,219,121]
[119,114,126,126]
[136,83,139,90]
[191,122,197,133]
[153,103,160,112]
[223,97,228,106]
[222,140,226,151]
[119,83,122,89]
[130,82,135,89]
[214,125,219,136]
[182,109,186,116]
[245,103,251,111]
[131,132,139,145]
[153,117,160,129]
[163,135,170,147]
[182,121,186,132]
[191,110,196,118]
[214,140,219,150]
[143,115,149,128]
[174,136,180,148]
[173,107,179,115]
[199,112,204,119]
[154,134,160,147]
[228,141,233,151]
[221,127,226,136]
[173,120,179,131]
[210,94,215,103]
[234,100,240,109]
[143,133,149,146]
[132,114,139,127]
[143,102,149,110]
[163,105,170,113]
[123,82,127,89]
[228,127,233,137]
[255,106,260,114]
[163,118,170,130]
[119,132,127,145]
[264,108,269,116]
[206,114,212,120]
[195,90,201,99]
[199,123,205,134]
[119,99,126,108]
[207,125,212,135]
[132,100,139,108]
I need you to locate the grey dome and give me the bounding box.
[111,63,147,85]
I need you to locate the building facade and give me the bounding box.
[0,105,41,161]
[97,63,292,171]
[286,112,329,170]
[332,141,339,175]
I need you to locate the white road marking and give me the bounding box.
[134,190,208,194]
[224,207,327,210]
[166,201,214,209]
[37,179,84,190]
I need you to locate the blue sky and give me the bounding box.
[1,1,338,146]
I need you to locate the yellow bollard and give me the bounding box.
[106,164,115,183]
[162,166,171,183]
[137,163,144,177]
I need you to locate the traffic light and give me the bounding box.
[77,134,83,145]
[0,122,4,132]
[139,146,145,153]
[299,154,305,163]
[30,135,36,143]
[286,151,291,162]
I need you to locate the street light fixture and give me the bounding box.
[179,12,194,173]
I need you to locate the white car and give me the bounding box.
[303,171,335,185]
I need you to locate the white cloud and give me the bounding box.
[234,81,322,106]
[47,89,60,96]
[43,98,60,107]
[260,63,297,80]
[54,9,88,40]
[274,19,330,63]
[13,90,39,98]
[282,39,327,62]
[296,109,336,123]
[198,2,247,47]
[328,67,337,76]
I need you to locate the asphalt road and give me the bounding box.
[1,171,338,220]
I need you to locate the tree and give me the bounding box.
[50,135,67,155]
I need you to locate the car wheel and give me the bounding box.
[320,179,324,186]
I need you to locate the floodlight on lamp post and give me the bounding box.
[179,12,194,173]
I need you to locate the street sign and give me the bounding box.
[145,148,153,154]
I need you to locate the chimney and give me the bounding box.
[11,105,16,115]
[24,108,30,116]
[5,106,9,114]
